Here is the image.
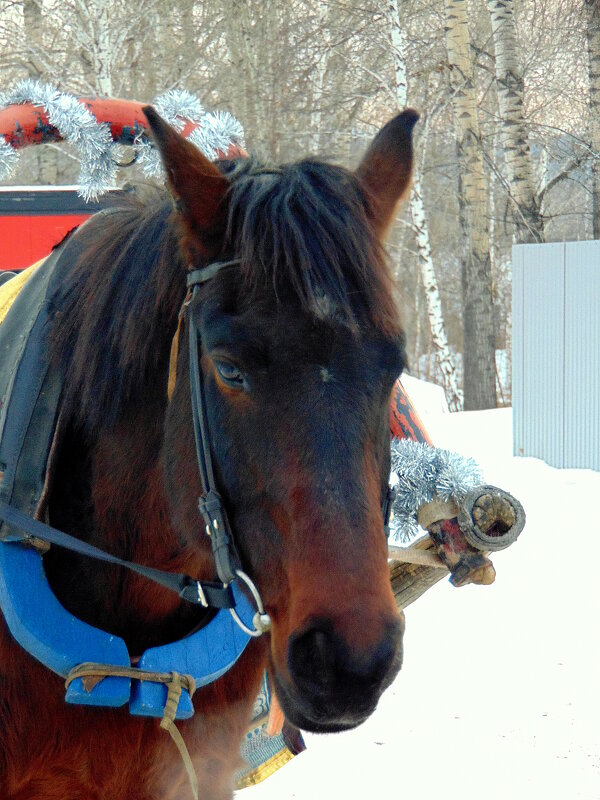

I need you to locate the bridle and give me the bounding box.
[183,258,397,602]
[0,257,396,638]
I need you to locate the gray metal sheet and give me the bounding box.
[512,245,524,457]
[564,241,600,470]
[512,243,565,468]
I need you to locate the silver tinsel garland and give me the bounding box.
[0,82,245,200]
[389,439,483,544]
[0,79,115,201]
[0,136,19,178]
[136,89,245,181]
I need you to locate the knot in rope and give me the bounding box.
[65,663,198,800]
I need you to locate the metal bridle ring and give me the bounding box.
[229,569,272,637]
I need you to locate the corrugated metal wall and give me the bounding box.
[513,241,599,471]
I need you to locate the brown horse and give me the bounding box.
[0,107,417,799]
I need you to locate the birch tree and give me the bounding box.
[444,0,497,409]
[386,0,463,411]
[486,0,544,243]
[585,0,600,238]
[64,0,162,98]
[309,1,331,153]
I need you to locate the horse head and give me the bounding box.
[146,107,417,733]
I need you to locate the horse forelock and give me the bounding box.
[222,157,402,337]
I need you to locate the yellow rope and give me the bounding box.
[66,663,198,800]
[159,672,199,800]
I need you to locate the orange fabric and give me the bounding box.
[266,690,285,737]
[389,379,432,444]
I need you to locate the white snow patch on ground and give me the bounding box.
[241,405,600,800]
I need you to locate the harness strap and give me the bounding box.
[167,261,242,586]
[65,664,199,800]
[0,502,235,610]
[168,261,239,403]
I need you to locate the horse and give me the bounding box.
[0,105,418,800]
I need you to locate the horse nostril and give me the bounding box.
[289,626,337,691]
[288,620,401,699]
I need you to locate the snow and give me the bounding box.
[400,373,449,416]
[241,402,600,800]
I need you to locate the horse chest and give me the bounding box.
[1,671,256,800]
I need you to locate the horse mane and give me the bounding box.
[48,187,186,436]
[49,157,401,435]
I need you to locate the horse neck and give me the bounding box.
[46,398,213,654]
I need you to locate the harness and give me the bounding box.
[0,246,268,722]
[0,241,395,721]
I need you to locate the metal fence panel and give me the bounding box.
[512,245,525,458]
[564,242,600,470]
[513,241,599,471]
[513,243,566,466]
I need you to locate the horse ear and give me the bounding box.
[143,106,230,261]
[356,110,419,240]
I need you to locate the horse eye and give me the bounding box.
[214,360,247,390]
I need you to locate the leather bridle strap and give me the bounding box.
[186,262,241,586]
[0,501,235,608]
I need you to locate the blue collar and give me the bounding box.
[0,539,254,719]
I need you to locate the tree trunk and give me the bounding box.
[86,0,114,97]
[486,0,543,243]
[225,1,274,159]
[444,0,497,409]
[410,170,463,410]
[586,0,600,239]
[22,0,59,184]
[386,0,462,410]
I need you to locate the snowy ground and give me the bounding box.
[242,402,600,800]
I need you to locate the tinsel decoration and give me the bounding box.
[135,89,245,181]
[0,82,245,199]
[0,79,116,201]
[389,439,483,544]
[0,136,19,178]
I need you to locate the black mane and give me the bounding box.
[49,157,399,434]
[49,188,185,434]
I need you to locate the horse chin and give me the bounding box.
[271,671,378,734]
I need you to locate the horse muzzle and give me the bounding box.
[274,613,404,733]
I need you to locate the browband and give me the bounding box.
[187,259,241,288]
